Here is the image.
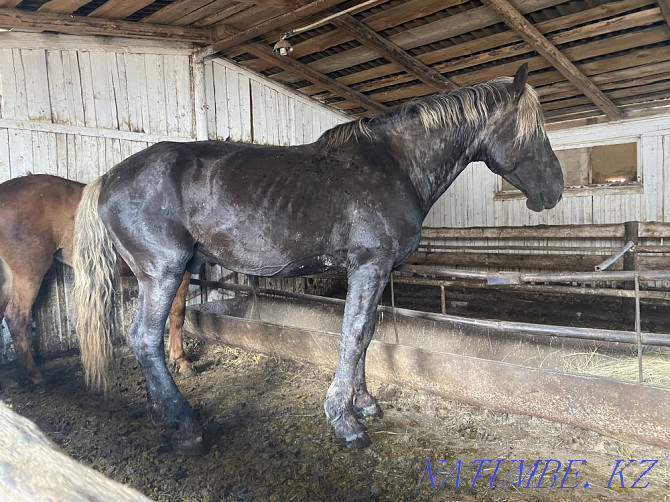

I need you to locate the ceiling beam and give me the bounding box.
[0,8,213,42]
[194,0,350,60]
[330,13,457,92]
[658,0,670,27]
[481,0,624,121]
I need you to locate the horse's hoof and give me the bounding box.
[171,430,205,456]
[180,368,197,378]
[353,402,383,420]
[335,431,371,449]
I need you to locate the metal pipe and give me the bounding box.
[594,241,634,271]
[188,278,670,348]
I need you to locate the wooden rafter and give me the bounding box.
[481,0,624,121]
[658,0,670,27]
[0,8,213,42]
[330,13,457,92]
[194,0,350,60]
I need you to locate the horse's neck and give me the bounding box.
[382,118,480,215]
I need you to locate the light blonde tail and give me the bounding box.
[72,176,116,394]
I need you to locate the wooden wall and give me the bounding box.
[0,32,346,364]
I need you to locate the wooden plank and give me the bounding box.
[194,0,349,60]
[639,221,670,238]
[481,0,623,120]
[0,129,9,181]
[331,13,457,92]
[46,50,69,124]
[234,0,300,5]
[193,3,249,27]
[0,49,18,119]
[8,129,33,176]
[37,0,90,13]
[163,54,180,138]
[91,52,118,129]
[171,0,264,27]
[174,56,193,138]
[11,49,28,121]
[144,53,167,136]
[422,224,626,240]
[203,61,217,139]
[142,0,214,25]
[0,8,213,42]
[89,0,155,19]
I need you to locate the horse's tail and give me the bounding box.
[72,176,116,394]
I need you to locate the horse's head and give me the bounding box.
[476,64,564,212]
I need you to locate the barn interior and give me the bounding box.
[0,0,670,500]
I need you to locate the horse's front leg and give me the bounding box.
[324,261,391,448]
[130,273,203,456]
[353,347,382,419]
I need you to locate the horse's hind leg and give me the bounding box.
[0,259,11,318]
[168,271,195,376]
[130,268,203,455]
[352,348,382,419]
[4,274,45,386]
[324,260,392,448]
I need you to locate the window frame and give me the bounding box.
[494,136,643,200]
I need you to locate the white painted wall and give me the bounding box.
[425,115,670,228]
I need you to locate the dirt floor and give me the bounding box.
[1,339,669,502]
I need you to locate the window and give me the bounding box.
[499,141,640,194]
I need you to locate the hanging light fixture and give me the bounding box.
[273,34,294,56]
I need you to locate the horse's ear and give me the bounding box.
[513,63,528,102]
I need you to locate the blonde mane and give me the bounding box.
[318,77,545,149]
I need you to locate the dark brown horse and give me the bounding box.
[73,65,563,454]
[0,174,193,386]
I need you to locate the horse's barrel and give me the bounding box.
[0,402,151,501]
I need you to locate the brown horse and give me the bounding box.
[0,174,193,386]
